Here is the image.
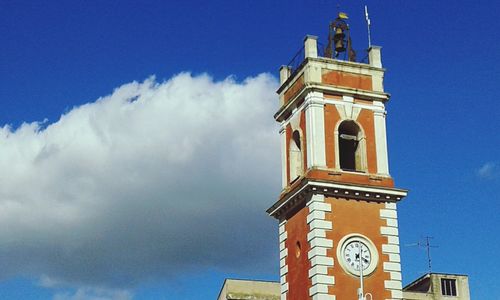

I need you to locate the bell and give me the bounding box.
[333,27,346,53]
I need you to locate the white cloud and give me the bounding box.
[53,288,132,300]
[0,73,280,289]
[476,162,496,179]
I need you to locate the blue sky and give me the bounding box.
[1,0,499,299]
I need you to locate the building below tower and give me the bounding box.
[218,273,470,300]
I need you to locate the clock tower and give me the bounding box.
[267,16,408,300]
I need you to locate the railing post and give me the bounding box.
[368,46,382,68]
[279,65,292,85]
[304,35,318,59]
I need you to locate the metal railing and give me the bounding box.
[285,41,371,77]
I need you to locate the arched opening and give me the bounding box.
[289,130,303,181]
[338,121,365,171]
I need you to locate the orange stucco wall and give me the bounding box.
[325,197,392,299]
[285,205,311,300]
[322,71,373,91]
[284,75,304,104]
[325,103,340,169]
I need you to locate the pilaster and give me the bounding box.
[305,91,327,169]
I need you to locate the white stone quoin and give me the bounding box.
[306,194,335,300]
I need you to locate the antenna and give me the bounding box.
[364,5,372,48]
[406,236,439,273]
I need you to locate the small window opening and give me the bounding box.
[295,241,301,258]
[338,121,362,171]
[289,130,303,181]
[441,278,457,296]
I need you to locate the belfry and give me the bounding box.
[267,14,408,300]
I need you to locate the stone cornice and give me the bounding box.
[267,179,408,219]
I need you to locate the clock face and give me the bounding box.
[342,241,371,272]
[337,234,378,276]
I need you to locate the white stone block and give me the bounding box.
[383,262,401,272]
[382,244,400,254]
[278,224,285,234]
[280,258,286,268]
[310,220,332,230]
[386,218,398,227]
[390,271,402,281]
[311,274,335,285]
[387,236,400,245]
[310,237,333,249]
[280,265,288,276]
[309,265,328,277]
[385,202,397,209]
[308,193,325,204]
[309,284,329,296]
[310,256,334,267]
[308,247,327,259]
[280,241,285,251]
[280,275,286,284]
[307,211,326,224]
[308,202,332,212]
[391,289,403,299]
[280,248,288,259]
[308,229,326,241]
[281,293,287,300]
[381,226,399,236]
[281,282,289,293]
[384,280,402,290]
[389,253,401,262]
[279,231,287,243]
[380,209,397,219]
